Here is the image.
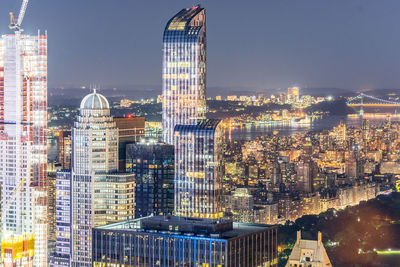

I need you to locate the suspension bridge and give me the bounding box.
[346,93,400,115]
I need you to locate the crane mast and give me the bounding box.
[9,0,29,32]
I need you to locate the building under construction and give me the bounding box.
[0,0,48,265]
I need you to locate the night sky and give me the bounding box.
[0,0,400,93]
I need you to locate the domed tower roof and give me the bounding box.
[80,89,109,110]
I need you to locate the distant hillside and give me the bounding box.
[48,87,160,106]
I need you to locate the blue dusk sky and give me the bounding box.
[0,0,399,93]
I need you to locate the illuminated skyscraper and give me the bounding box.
[70,90,118,266]
[0,32,48,265]
[174,119,224,218]
[332,119,346,145]
[69,91,135,266]
[296,160,314,193]
[287,87,300,104]
[162,5,207,144]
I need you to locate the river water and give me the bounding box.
[225,114,400,141]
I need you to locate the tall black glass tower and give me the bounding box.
[126,142,174,218]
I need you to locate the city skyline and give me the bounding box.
[0,2,399,266]
[1,0,400,91]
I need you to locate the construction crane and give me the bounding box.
[0,177,27,241]
[0,177,26,215]
[9,0,29,32]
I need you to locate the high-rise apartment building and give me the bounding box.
[58,130,72,170]
[174,119,224,219]
[332,119,347,145]
[50,171,71,267]
[287,87,300,104]
[162,5,207,144]
[52,171,136,267]
[67,91,136,266]
[70,90,118,266]
[126,141,174,218]
[296,159,317,193]
[47,164,58,256]
[113,116,145,171]
[0,32,48,265]
[92,173,135,227]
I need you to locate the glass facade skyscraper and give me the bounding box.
[174,119,224,219]
[0,32,48,266]
[162,5,207,144]
[126,141,174,218]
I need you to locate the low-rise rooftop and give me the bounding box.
[96,215,274,240]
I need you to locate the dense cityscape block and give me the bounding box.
[2,2,399,267]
